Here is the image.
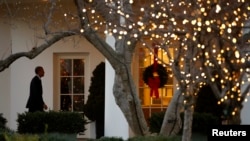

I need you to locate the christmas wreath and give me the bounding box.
[143,63,168,88]
[142,63,168,98]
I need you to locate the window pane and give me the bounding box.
[140,87,151,106]
[139,88,144,105]
[167,70,173,85]
[60,77,72,94]
[152,98,161,105]
[60,95,72,111]
[73,95,84,111]
[73,77,84,93]
[60,59,72,76]
[73,59,84,76]
[139,48,146,67]
[139,68,145,87]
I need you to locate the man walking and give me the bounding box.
[26,66,48,112]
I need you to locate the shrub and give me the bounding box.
[87,136,181,141]
[83,62,105,139]
[0,113,8,141]
[2,133,77,141]
[0,129,6,141]
[17,111,87,134]
[148,111,220,134]
[128,135,181,141]
[85,136,123,141]
[180,112,220,134]
[97,137,123,141]
[148,112,165,133]
[0,113,7,129]
[194,85,223,123]
[3,133,39,141]
[39,133,76,141]
[0,128,16,141]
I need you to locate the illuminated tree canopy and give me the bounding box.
[77,0,250,119]
[0,0,249,141]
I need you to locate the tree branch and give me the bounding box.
[0,31,76,72]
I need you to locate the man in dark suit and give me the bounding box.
[26,66,48,112]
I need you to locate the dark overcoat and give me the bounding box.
[26,75,45,112]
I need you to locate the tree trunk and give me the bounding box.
[160,89,183,136]
[181,82,196,141]
[182,105,194,141]
[113,66,149,136]
[227,106,242,124]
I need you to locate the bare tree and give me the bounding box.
[159,1,250,141]
[0,0,249,140]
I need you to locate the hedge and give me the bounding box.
[17,111,87,134]
[148,111,220,134]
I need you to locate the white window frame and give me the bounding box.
[53,53,89,112]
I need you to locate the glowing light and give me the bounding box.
[235,51,240,58]
[127,41,131,45]
[215,4,221,13]
[11,0,250,117]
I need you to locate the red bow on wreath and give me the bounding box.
[148,46,160,98]
[148,76,160,98]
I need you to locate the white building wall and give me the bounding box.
[0,69,10,127]
[241,98,250,124]
[240,19,250,124]
[0,20,11,128]
[241,73,250,124]
[105,35,129,140]
[0,20,104,139]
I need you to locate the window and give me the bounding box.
[54,53,88,113]
[138,47,174,119]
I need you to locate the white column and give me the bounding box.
[241,73,250,124]
[105,35,129,139]
[240,19,250,124]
